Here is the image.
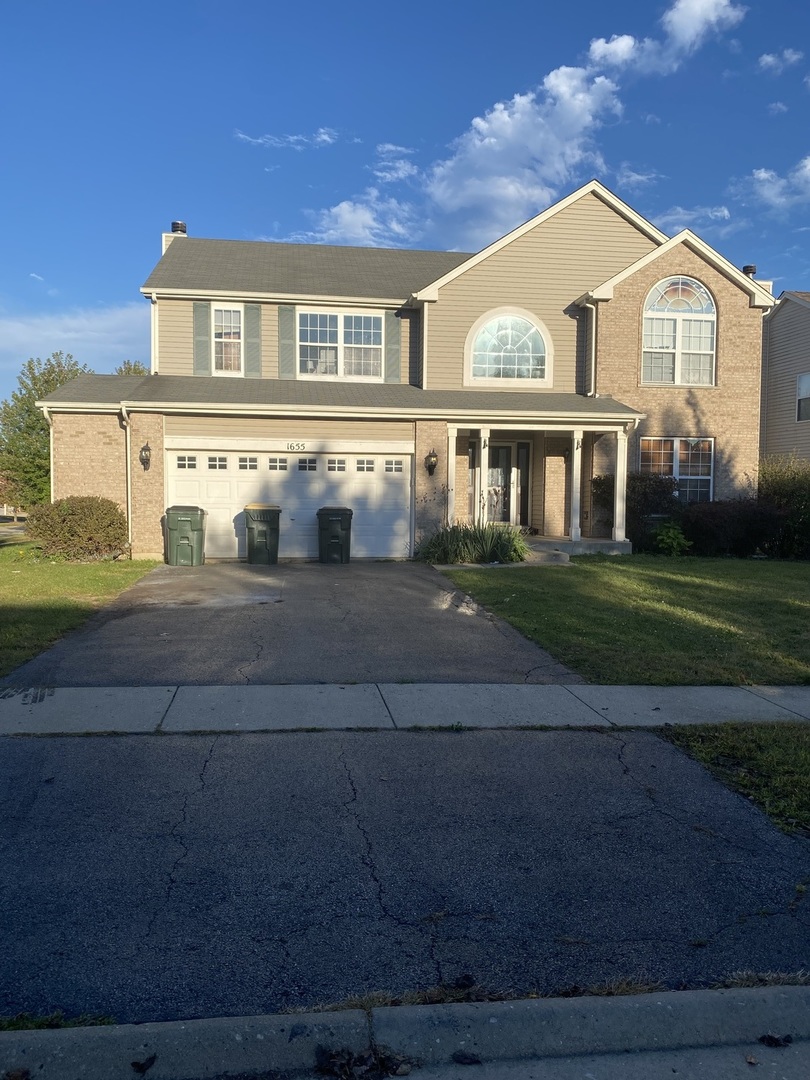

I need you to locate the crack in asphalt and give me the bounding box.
[146,737,219,937]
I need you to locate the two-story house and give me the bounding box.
[40,180,775,559]
[762,291,810,460]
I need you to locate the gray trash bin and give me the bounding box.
[244,503,281,564]
[317,506,353,564]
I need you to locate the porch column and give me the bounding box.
[613,428,628,542]
[570,429,583,541]
[475,428,490,524]
[446,425,457,525]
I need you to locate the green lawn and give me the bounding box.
[0,542,159,677]
[444,556,810,685]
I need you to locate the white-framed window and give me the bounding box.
[238,457,258,470]
[268,457,288,471]
[356,459,375,472]
[642,277,716,386]
[298,310,384,380]
[327,459,346,472]
[640,437,713,502]
[213,305,243,376]
[208,456,228,470]
[798,373,810,422]
[176,455,196,469]
[385,459,404,473]
[464,307,553,387]
[298,458,317,471]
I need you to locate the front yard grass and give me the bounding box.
[0,543,159,677]
[444,555,810,685]
[662,723,810,835]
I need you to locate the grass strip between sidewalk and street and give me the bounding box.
[0,542,159,677]
[444,555,810,685]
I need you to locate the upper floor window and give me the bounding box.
[798,373,810,422]
[642,277,716,386]
[465,309,552,387]
[298,311,383,380]
[213,306,243,376]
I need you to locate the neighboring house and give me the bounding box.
[40,180,775,559]
[762,291,810,459]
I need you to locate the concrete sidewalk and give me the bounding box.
[1,986,808,1079]
[1,682,809,735]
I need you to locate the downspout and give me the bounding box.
[583,301,598,397]
[150,293,159,373]
[121,405,132,546]
[42,407,54,502]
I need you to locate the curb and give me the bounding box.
[1,987,808,1079]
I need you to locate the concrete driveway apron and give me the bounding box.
[1,562,579,686]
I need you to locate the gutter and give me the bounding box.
[583,301,598,397]
[42,407,54,502]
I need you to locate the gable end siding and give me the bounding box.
[764,301,810,457]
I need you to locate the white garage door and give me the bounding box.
[167,450,412,559]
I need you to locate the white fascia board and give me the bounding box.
[35,402,123,413]
[411,180,669,301]
[139,287,407,308]
[583,231,777,308]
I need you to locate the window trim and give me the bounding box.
[641,277,716,388]
[639,436,714,503]
[798,372,810,422]
[296,308,385,382]
[212,303,245,378]
[463,307,553,388]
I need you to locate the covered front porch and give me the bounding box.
[446,421,637,552]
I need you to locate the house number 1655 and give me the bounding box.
[286,442,306,450]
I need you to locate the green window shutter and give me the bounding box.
[193,302,211,376]
[384,311,401,383]
[278,305,296,380]
[244,304,262,378]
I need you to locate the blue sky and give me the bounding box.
[1,0,809,403]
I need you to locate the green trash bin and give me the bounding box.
[244,503,281,565]
[165,505,206,566]
[317,506,353,564]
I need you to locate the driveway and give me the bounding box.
[3,561,579,686]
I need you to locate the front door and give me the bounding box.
[487,445,511,522]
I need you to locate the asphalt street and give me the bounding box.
[2,729,808,1025]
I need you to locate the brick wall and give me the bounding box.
[52,413,127,509]
[129,413,165,558]
[415,420,448,544]
[596,246,765,499]
[453,433,471,523]
[543,437,570,536]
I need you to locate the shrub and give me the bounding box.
[591,473,680,551]
[758,455,810,559]
[680,499,784,558]
[652,522,692,556]
[27,496,128,560]
[418,523,529,564]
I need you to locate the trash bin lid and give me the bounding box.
[244,503,281,510]
[317,505,353,515]
[166,505,206,514]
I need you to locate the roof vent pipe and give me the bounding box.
[171,221,187,235]
[742,264,757,277]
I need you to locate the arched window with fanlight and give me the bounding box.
[642,276,716,386]
[465,308,553,387]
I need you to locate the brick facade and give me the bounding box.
[414,420,448,544]
[52,413,127,509]
[129,413,165,558]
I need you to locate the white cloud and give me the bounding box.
[768,101,788,114]
[0,303,150,391]
[731,156,810,210]
[29,272,44,283]
[758,49,803,74]
[616,163,663,189]
[284,188,420,247]
[654,204,732,232]
[234,126,339,151]
[371,144,418,184]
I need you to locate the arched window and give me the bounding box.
[466,310,552,386]
[642,276,716,386]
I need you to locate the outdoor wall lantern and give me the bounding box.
[139,442,152,471]
[425,448,439,476]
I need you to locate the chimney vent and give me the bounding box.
[171,221,187,235]
[742,264,757,277]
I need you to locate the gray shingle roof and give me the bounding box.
[142,238,472,301]
[41,374,642,420]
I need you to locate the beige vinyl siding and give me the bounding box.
[427,193,658,392]
[400,308,417,385]
[764,300,810,457]
[156,300,194,375]
[164,415,414,442]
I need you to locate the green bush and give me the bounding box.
[418,523,529,564]
[652,522,692,556]
[591,473,680,551]
[758,455,810,559]
[680,499,784,558]
[27,496,129,560]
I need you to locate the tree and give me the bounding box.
[113,359,149,376]
[0,352,92,508]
